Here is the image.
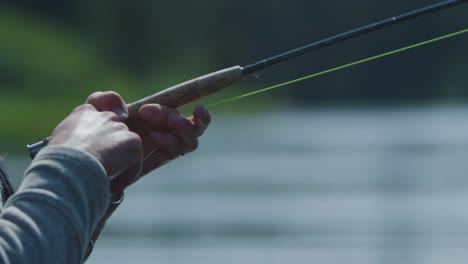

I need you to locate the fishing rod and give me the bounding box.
[27,0,468,158]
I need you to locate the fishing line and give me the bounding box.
[207,28,468,108]
[27,1,468,159]
[149,28,468,161]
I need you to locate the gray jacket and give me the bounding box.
[0,146,122,264]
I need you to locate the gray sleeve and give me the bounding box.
[84,191,124,261]
[0,146,110,264]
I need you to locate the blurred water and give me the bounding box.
[6,105,468,264]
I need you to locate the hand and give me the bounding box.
[86,91,211,189]
[48,103,143,194]
[130,102,211,175]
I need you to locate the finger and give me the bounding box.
[191,105,211,136]
[179,136,199,154]
[168,112,196,138]
[139,104,180,127]
[86,91,128,121]
[167,112,201,154]
[147,131,181,160]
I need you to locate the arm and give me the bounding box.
[0,147,108,264]
[0,103,143,263]
[0,91,210,263]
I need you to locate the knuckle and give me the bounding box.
[115,121,130,131]
[74,104,95,112]
[127,132,142,147]
[130,131,141,142]
[86,91,104,104]
[103,111,119,121]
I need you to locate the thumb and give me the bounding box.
[86,91,128,121]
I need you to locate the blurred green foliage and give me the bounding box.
[0,0,467,154]
[0,6,139,153]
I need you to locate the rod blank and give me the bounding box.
[242,0,468,75]
[26,0,468,158]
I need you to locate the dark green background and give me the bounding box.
[1,0,467,154]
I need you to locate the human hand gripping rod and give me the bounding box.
[27,0,468,158]
[27,66,243,158]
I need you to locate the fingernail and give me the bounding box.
[112,108,128,120]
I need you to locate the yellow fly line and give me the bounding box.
[207,28,468,108]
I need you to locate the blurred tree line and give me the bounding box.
[0,0,467,153]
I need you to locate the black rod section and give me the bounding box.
[242,0,468,75]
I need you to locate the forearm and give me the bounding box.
[0,146,110,264]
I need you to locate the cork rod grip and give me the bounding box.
[26,66,243,158]
[127,66,243,119]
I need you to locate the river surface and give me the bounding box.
[5,105,468,264]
